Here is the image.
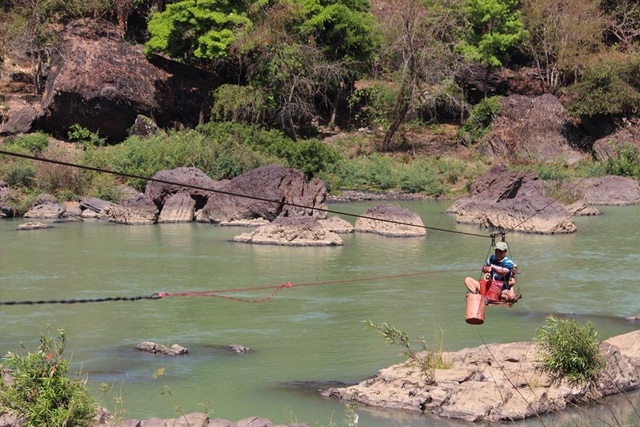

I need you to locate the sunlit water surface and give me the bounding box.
[1,201,639,426]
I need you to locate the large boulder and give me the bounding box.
[145,167,223,212]
[447,165,577,234]
[476,94,587,165]
[0,181,17,218]
[592,122,640,162]
[37,19,215,142]
[0,104,38,136]
[158,192,197,223]
[567,176,640,206]
[198,165,327,224]
[23,193,65,219]
[107,192,158,225]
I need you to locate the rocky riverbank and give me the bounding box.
[322,329,640,423]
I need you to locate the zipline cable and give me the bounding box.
[0,149,490,239]
[0,267,475,306]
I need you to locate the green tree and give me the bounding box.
[373,0,466,149]
[567,54,640,120]
[3,0,61,94]
[230,0,378,138]
[457,0,527,97]
[521,0,605,94]
[145,0,251,64]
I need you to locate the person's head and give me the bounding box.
[495,241,508,260]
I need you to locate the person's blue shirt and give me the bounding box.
[486,255,515,288]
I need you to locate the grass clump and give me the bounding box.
[365,320,451,385]
[0,327,96,426]
[535,315,606,383]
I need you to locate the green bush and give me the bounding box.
[459,96,502,145]
[10,133,50,156]
[198,122,342,178]
[347,82,397,129]
[211,85,269,124]
[81,128,278,190]
[604,142,640,180]
[68,124,107,148]
[567,56,640,119]
[0,328,96,426]
[535,316,606,383]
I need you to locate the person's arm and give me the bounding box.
[489,264,509,275]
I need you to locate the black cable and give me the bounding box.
[0,149,491,239]
[0,294,163,305]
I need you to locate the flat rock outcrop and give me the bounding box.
[447,165,577,234]
[354,204,426,237]
[233,216,343,246]
[322,331,640,423]
[319,216,354,234]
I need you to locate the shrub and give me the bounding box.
[0,328,96,426]
[535,315,606,383]
[567,56,640,119]
[68,124,107,148]
[459,96,502,145]
[198,122,342,178]
[365,320,451,385]
[10,133,50,156]
[211,85,269,124]
[605,142,640,180]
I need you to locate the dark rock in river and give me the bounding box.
[199,165,327,224]
[447,165,576,234]
[108,192,158,225]
[23,193,66,219]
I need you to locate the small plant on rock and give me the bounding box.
[365,320,450,385]
[0,327,96,427]
[535,315,606,383]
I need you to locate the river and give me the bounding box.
[1,201,639,426]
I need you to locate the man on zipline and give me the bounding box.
[464,241,517,303]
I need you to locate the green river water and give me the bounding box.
[1,200,639,426]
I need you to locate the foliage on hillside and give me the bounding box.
[3,0,640,144]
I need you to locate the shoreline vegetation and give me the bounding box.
[1,121,637,219]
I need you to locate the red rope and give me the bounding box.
[155,268,475,303]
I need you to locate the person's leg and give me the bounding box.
[464,277,480,293]
[501,289,516,301]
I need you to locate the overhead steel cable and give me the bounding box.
[0,149,490,238]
